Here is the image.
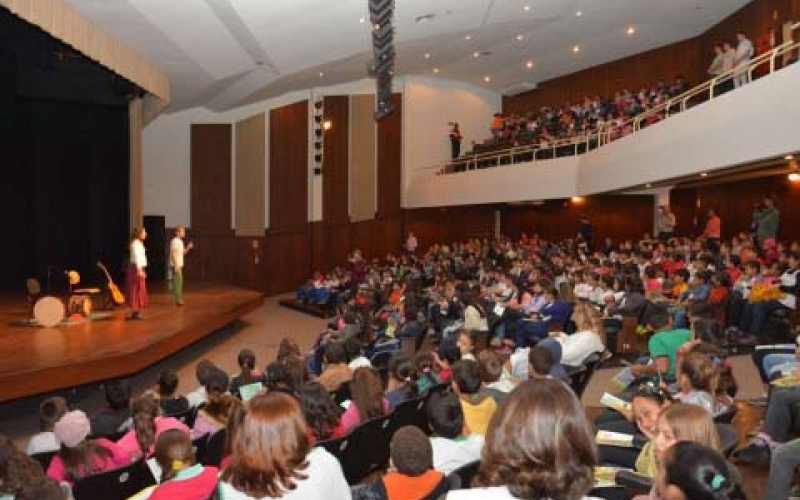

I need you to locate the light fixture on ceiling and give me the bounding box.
[433,68,440,73]
[465,35,472,40]
[473,51,480,58]
[516,34,524,41]
[627,26,636,36]
[526,60,534,69]
[700,172,709,177]
[319,71,325,77]
[523,5,531,11]
[789,172,800,182]
[575,10,583,17]
[571,196,585,203]
[359,17,365,23]
[573,45,581,53]
[645,183,652,188]
[424,53,431,59]
[785,154,794,160]
[484,76,491,83]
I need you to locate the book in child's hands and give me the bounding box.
[596,430,634,447]
[600,392,632,413]
[771,374,800,387]
[610,367,635,391]
[239,382,264,401]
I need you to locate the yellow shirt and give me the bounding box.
[635,441,657,478]
[461,396,497,436]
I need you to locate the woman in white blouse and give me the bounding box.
[127,227,148,320]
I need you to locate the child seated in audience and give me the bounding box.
[477,350,515,406]
[219,393,350,500]
[229,348,265,400]
[185,360,217,409]
[414,350,442,394]
[1,434,48,497]
[451,360,497,436]
[128,429,219,500]
[531,341,569,381]
[317,341,353,393]
[345,337,372,371]
[675,352,717,415]
[630,306,691,384]
[27,396,68,455]
[154,370,190,416]
[16,478,68,500]
[427,392,484,475]
[47,410,129,485]
[90,378,132,438]
[435,341,462,383]
[299,382,346,443]
[456,330,476,361]
[192,371,240,439]
[116,394,190,460]
[448,379,597,500]
[376,426,448,500]
[659,442,745,500]
[385,353,418,409]
[341,367,389,432]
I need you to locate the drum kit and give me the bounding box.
[30,270,102,327]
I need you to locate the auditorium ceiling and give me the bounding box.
[61,0,751,112]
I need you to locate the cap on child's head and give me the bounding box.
[53,410,91,448]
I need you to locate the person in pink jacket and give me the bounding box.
[116,395,189,461]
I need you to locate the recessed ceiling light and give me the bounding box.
[484,76,491,83]
[318,71,324,77]
[465,35,472,40]
[523,5,531,11]
[627,26,636,36]
[516,34,524,41]
[526,61,534,69]
[359,17,365,23]
[433,68,440,74]
[374,23,380,30]
[573,45,581,53]
[424,53,431,59]
[700,172,709,177]
[473,51,480,58]
[575,10,583,17]
[785,154,794,160]
[645,183,652,188]
[789,172,800,182]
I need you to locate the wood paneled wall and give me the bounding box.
[502,196,655,244]
[234,113,266,236]
[404,206,497,251]
[671,175,800,241]
[190,124,232,236]
[504,0,798,115]
[375,93,404,257]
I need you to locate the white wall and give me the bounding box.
[402,76,501,204]
[405,157,580,207]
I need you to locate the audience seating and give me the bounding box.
[29,450,55,470]
[717,423,740,458]
[72,459,155,500]
[318,414,392,484]
[447,460,479,490]
[167,406,198,428]
[192,434,209,465]
[200,429,227,467]
[388,394,429,435]
[565,351,604,397]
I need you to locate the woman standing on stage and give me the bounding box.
[127,227,148,320]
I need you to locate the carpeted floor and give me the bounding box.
[581,354,764,407]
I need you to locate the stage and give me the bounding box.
[0,282,263,403]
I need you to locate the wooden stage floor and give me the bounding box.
[0,282,263,403]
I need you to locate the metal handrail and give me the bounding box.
[426,33,800,175]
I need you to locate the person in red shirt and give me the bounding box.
[702,208,722,252]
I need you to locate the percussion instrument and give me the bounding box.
[33,296,65,328]
[67,295,93,318]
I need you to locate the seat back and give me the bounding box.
[570,352,603,397]
[716,423,739,458]
[389,395,429,435]
[201,429,228,467]
[448,460,480,489]
[30,450,56,470]
[325,414,392,484]
[166,406,197,428]
[72,459,156,500]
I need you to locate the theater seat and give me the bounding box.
[72,459,155,500]
[318,414,392,484]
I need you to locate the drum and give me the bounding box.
[67,295,93,318]
[33,296,65,328]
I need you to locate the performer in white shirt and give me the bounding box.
[169,226,193,306]
[126,227,148,320]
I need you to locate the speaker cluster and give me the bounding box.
[368,0,395,121]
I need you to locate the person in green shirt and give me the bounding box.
[753,196,780,246]
[631,307,691,382]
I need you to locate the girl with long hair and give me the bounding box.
[298,382,345,443]
[219,393,350,500]
[116,395,189,460]
[340,367,389,432]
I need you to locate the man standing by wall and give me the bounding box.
[734,31,754,88]
[657,206,677,241]
[170,226,193,306]
[753,196,780,247]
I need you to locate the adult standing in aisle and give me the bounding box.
[170,226,193,306]
[127,227,148,320]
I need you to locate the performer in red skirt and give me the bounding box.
[126,227,148,320]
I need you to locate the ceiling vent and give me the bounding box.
[502,82,538,95]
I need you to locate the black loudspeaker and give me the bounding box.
[143,215,166,281]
